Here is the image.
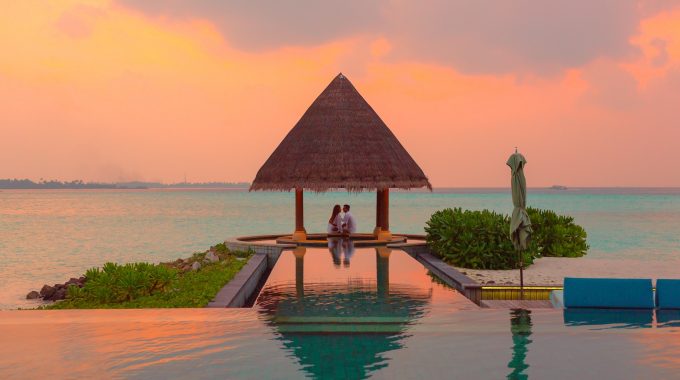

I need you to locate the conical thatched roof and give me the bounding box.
[250,73,432,192]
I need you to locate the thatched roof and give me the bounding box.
[250,73,432,192]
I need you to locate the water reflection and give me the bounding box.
[328,238,355,268]
[657,310,680,328]
[563,309,653,329]
[508,309,532,380]
[257,248,433,379]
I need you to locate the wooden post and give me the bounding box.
[377,188,391,240]
[382,189,389,231]
[374,189,384,237]
[292,188,306,241]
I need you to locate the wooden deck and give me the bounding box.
[480,300,554,309]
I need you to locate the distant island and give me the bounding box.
[0,179,250,189]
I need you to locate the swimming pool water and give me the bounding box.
[2,306,680,379]
[1,244,679,379]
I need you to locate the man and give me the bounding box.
[341,204,357,234]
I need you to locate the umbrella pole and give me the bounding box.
[518,249,524,300]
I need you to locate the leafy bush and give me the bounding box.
[425,207,588,269]
[73,262,177,303]
[50,246,253,308]
[425,208,531,270]
[527,207,589,257]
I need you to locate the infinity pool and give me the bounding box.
[2,248,680,379]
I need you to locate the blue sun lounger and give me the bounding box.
[560,277,655,309]
[655,279,680,309]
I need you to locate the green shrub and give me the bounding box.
[425,207,588,270]
[48,246,252,309]
[527,207,589,257]
[425,208,532,270]
[71,262,178,303]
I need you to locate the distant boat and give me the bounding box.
[550,185,568,190]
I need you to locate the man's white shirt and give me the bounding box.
[342,211,357,233]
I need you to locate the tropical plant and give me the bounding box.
[425,207,588,269]
[526,207,589,257]
[48,246,252,309]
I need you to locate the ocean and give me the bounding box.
[1,188,679,309]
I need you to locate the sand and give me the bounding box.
[454,257,680,286]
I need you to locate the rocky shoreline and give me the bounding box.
[26,277,86,302]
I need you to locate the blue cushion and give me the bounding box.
[563,277,654,309]
[656,279,680,309]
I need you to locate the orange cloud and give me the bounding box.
[1,1,680,186]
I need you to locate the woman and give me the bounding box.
[327,204,342,234]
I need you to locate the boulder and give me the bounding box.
[65,278,79,286]
[205,251,219,263]
[40,285,56,299]
[26,291,40,300]
[53,288,67,301]
[191,262,202,271]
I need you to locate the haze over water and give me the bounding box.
[2,188,680,310]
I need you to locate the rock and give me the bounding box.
[65,278,79,286]
[54,283,65,290]
[486,280,495,284]
[53,288,67,300]
[205,251,219,263]
[191,262,201,271]
[40,285,56,299]
[461,272,467,275]
[26,291,40,300]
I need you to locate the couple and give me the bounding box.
[327,204,357,235]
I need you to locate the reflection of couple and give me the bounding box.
[328,238,355,268]
[327,204,357,234]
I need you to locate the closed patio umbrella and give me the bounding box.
[507,149,532,299]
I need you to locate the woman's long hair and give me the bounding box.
[329,204,341,224]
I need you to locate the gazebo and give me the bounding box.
[250,73,431,241]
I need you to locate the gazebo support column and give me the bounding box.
[373,189,384,237]
[292,188,307,241]
[377,188,392,240]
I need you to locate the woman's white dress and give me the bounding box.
[327,214,343,234]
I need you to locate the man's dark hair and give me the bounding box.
[343,204,350,210]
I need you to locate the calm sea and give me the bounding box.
[1,188,679,309]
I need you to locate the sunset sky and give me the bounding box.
[2,0,680,187]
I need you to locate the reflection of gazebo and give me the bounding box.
[250,73,431,241]
[256,248,432,379]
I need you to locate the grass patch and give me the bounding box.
[44,245,252,309]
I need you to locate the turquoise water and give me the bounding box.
[1,188,680,309]
[2,306,680,378]
[2,246,680,378]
